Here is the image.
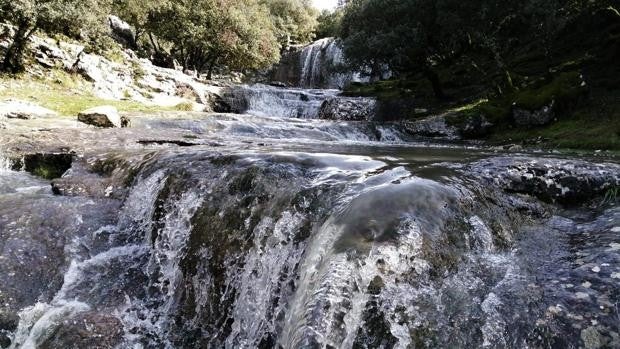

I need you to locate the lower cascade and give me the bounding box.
[1,80,619,349]
[1,138,619,348]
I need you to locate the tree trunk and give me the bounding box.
[148,32,160,53]
[422,65,445,99]
[2,22,36,73]
[206,55,218,80]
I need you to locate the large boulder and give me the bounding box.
[78,106,129,128]
[401,115,460,140]
[108,15,136,48]
[318,97,377,121]
[445,112,494,138]
[0,99,58,120]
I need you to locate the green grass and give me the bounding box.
[486,98,620,150]
[174,101,194,111]
[0,70,173,116]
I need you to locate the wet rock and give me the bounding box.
[467,157,620,204]
[137,139,199,147]
[10,153,73,179]
[402,115,460,139]
[206,91,233,113]
[447,112,494,138]
[78,106,129,128]
[39,311,124,349]
[581,326,605,349]
[512,100,555,127]
[0,99,58,120]
[0,312,18,348]
[318,97,377,121]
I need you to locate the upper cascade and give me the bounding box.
[271,38,376,89]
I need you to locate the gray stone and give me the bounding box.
[512,100,555,127]
[318,97,377,121]
[466,157,620,204]
[108,15,136,48]
[39,311,124,349]
[78,106,128,128]
[581,326,604,349]
[402,115,460,139]
[0,99,58,120]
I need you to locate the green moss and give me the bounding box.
[22,153,73,180]
[513,71,587,111]
[488,108,620,150]
[102,46,126,64]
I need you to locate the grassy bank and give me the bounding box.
[0,70,178,116]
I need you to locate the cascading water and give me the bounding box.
[2,140,618,348]
[227,84,339,119]
[1,65,619,349]
[298,38,368,89]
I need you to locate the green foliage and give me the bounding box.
[0,0,111,72]
[602,186,619,205]
[146,0,281,74]
[315,9,343,39]
[131,60,146,81]
[261,0,318,47]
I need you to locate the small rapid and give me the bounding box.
[227,84,340,119]
[2,144,618,348]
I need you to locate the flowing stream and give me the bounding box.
[0,84,619,349]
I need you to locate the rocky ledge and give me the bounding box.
[467,157,620,204]
[318,96,377,121]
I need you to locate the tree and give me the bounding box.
[111,0,168,45]
[260,0,318,48]
[148,0,280,77]
[339,0,450,98]
[315,9,343,39]
[0,0,110,73]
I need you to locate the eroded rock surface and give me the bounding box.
[467,156,620,204]
[0,100,58,120]
[78,106,128,128]
[318,97,376,121]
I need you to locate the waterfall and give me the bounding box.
[0,156,10,172]
[297,38,369,89]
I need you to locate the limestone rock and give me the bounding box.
[467,157,620,204]
[78,106,129,128]
[108,15,136,48]
[318,97,376,121]
[0,99,58,120]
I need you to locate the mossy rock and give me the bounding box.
[11,153,73,180]
[513,72,588,113]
